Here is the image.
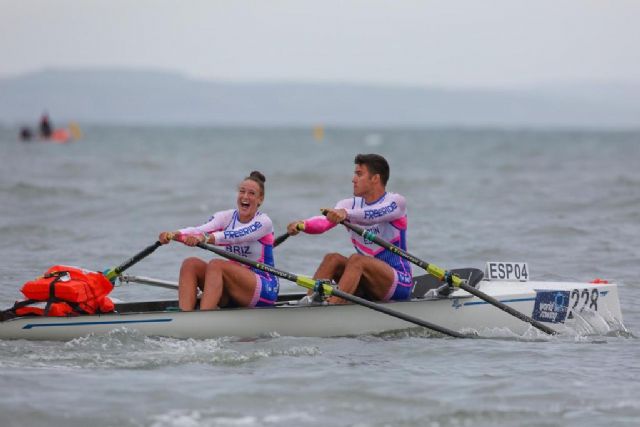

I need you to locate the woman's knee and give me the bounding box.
[207,259,226,270]
[180,257,203,272]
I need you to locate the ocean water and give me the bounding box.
[0,125,638,426]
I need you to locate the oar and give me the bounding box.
[119,274,178,290]
[326,211,557,336]
[102,241,163,282]
[274,232,291,247]
[273,223,305,247]
[194,241,467,338]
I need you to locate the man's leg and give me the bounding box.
[309,252,347,295]
[328,254,395,304]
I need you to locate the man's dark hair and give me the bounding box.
[354,154,390,185]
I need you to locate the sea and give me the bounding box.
[0,125,638,427]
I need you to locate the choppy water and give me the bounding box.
[0,125,639,426]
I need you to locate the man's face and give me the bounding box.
[352,163,376,197]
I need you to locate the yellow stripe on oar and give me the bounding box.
[295,275,334,296]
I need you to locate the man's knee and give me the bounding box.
[321,252,347,267]
[345,253,366,268]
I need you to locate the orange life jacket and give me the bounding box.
[12,265,115,317]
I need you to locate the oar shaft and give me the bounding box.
[458,282,556,335]
[105,241,163,281]
[329,288,467,338]
[196,242,466,338]
[336,218,557,336]
[341,220,452,283]
[119,274,179,290]
[196,242,300,283]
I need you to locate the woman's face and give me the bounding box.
[236,179,263,221]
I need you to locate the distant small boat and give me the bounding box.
[46,128,72,143]
[20,122,81,144]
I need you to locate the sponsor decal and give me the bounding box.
[397,271,412,283]
[532,291,570,323]
[224,222,262,239]
[360,226,380,244]
[364,201,397,220]
[226,245,251,257]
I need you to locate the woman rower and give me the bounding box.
[158,171,279,311]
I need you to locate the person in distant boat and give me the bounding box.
[39,112,52,138]
[158,171,279,311]
[19,126,33,141]
[286,154,412,304]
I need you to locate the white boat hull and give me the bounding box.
[0,280,624,340]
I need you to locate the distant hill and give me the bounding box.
[1,68,639,128]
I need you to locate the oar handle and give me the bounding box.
[104,241,163,281]
[273,223,305,248]
[273,233,290,247]
[195,242,466,338]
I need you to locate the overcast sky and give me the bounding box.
[2,0,639,88]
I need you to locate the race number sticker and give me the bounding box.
[485,262,529,281]
[567,288,600,319]
[532,291,570,323]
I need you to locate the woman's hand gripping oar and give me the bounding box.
[324,210,557,336]
[194,241,468,338]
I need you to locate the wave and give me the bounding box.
[0,181,90,198]
[147,408,316,427]
[0,328,321,370]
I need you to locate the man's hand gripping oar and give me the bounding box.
[273,222,306,248]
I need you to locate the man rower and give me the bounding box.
[286,153,412,304]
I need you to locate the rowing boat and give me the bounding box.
[0,270,624,341]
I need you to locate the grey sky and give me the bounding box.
[2,0,639,88]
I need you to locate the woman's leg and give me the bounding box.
[200,260,260,310]
[178,257,207,311]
